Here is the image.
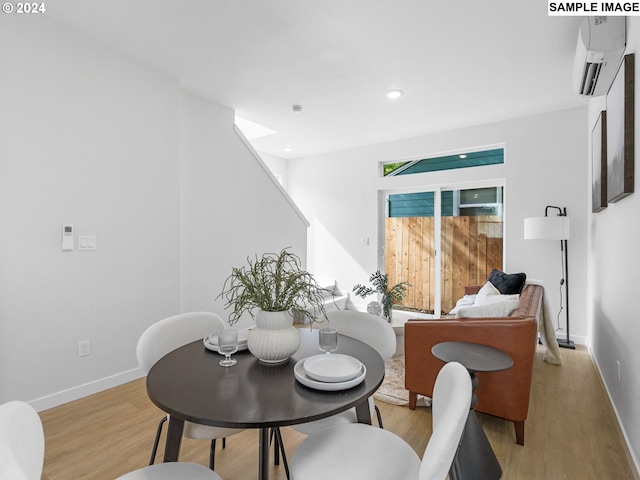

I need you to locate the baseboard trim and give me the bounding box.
[29,368,145,412]
[590,346,640,480]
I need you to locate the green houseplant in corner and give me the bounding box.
[353,270,410,322]
[218,248,329,364]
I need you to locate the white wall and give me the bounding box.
[260,152,289,190]
[289,108,588,343]
[0,16,308,408]
[0,16,181,407]
[587,17,640,471]
[179,93,308,328]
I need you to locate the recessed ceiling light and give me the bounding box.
[385,89,404,100]
[459,154,467,159]
[283,146,293,152]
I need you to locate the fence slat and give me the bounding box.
[385,215,502,313]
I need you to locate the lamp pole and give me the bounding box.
[545,206,575,349]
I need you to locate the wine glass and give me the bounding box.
[218,329,238,367]
[319,327,338,354]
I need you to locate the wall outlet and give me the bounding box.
[616,361,621,382]
[79,339,91,357]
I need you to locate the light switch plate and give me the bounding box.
[78,235,96,251]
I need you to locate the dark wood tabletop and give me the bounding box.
[146,328,385,479]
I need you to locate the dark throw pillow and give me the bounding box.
[488,269,527,295]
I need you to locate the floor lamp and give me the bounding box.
[524,206,575,349]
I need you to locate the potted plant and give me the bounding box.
[218,248,329,363]
[353,270,410,322]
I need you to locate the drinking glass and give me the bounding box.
[319,327,338,354]
[218,329,238,367]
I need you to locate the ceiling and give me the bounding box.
[47,1,588,159]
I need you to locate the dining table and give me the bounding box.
[145,328,386,480]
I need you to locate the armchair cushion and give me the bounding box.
[455,296,519,318]
[455,281,519,317]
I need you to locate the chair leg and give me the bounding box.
[274,427,290,480]
[514,420,525,446]
[374,404,384,429]
[209,439,217,470]
[149,416,168,465]
[409,391,418,410]
[151,417,225,471]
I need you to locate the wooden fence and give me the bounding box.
[385,215,503,314]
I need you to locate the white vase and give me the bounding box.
[247,309,301,364]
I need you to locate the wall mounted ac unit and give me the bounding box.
[572,16,626,97]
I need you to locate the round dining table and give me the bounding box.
[146,328,386,480]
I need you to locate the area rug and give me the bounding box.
[374,356,431,407]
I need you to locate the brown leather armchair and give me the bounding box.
[404,284,542,445]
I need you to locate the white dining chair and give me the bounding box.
[291,310,396,435]
[115,462,222,479]
[136,312,244,470]
[0,400,222,480]
[290,361,472,480]
[0,400,44,480]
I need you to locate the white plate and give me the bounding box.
[203,329,250,352]
[294,360,366,391]
[303,354,363,383]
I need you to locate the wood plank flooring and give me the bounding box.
[38,345,638,479]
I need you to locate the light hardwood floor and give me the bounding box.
[39,345,638,479]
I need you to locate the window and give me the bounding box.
[383,148,504,177]
[388,187,502,218]
[385,186,503,314]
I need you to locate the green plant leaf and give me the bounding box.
[352,270,411,316]
[217,248,332,326]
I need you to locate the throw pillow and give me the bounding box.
[474,281,501,305]
[488,269,527,295]
[455,296,520,318]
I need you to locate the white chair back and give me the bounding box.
[289,361,471,479]
[0,401,44,480]
[137,312,225,373]
[116,462,223,479]
[325,311,396,362]
[419,361,472,480]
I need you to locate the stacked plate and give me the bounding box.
[203,328,251,352]
[294,354,366,391]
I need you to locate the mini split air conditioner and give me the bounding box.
[572,16,626,97]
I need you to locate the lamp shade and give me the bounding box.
[524,216,570,240]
